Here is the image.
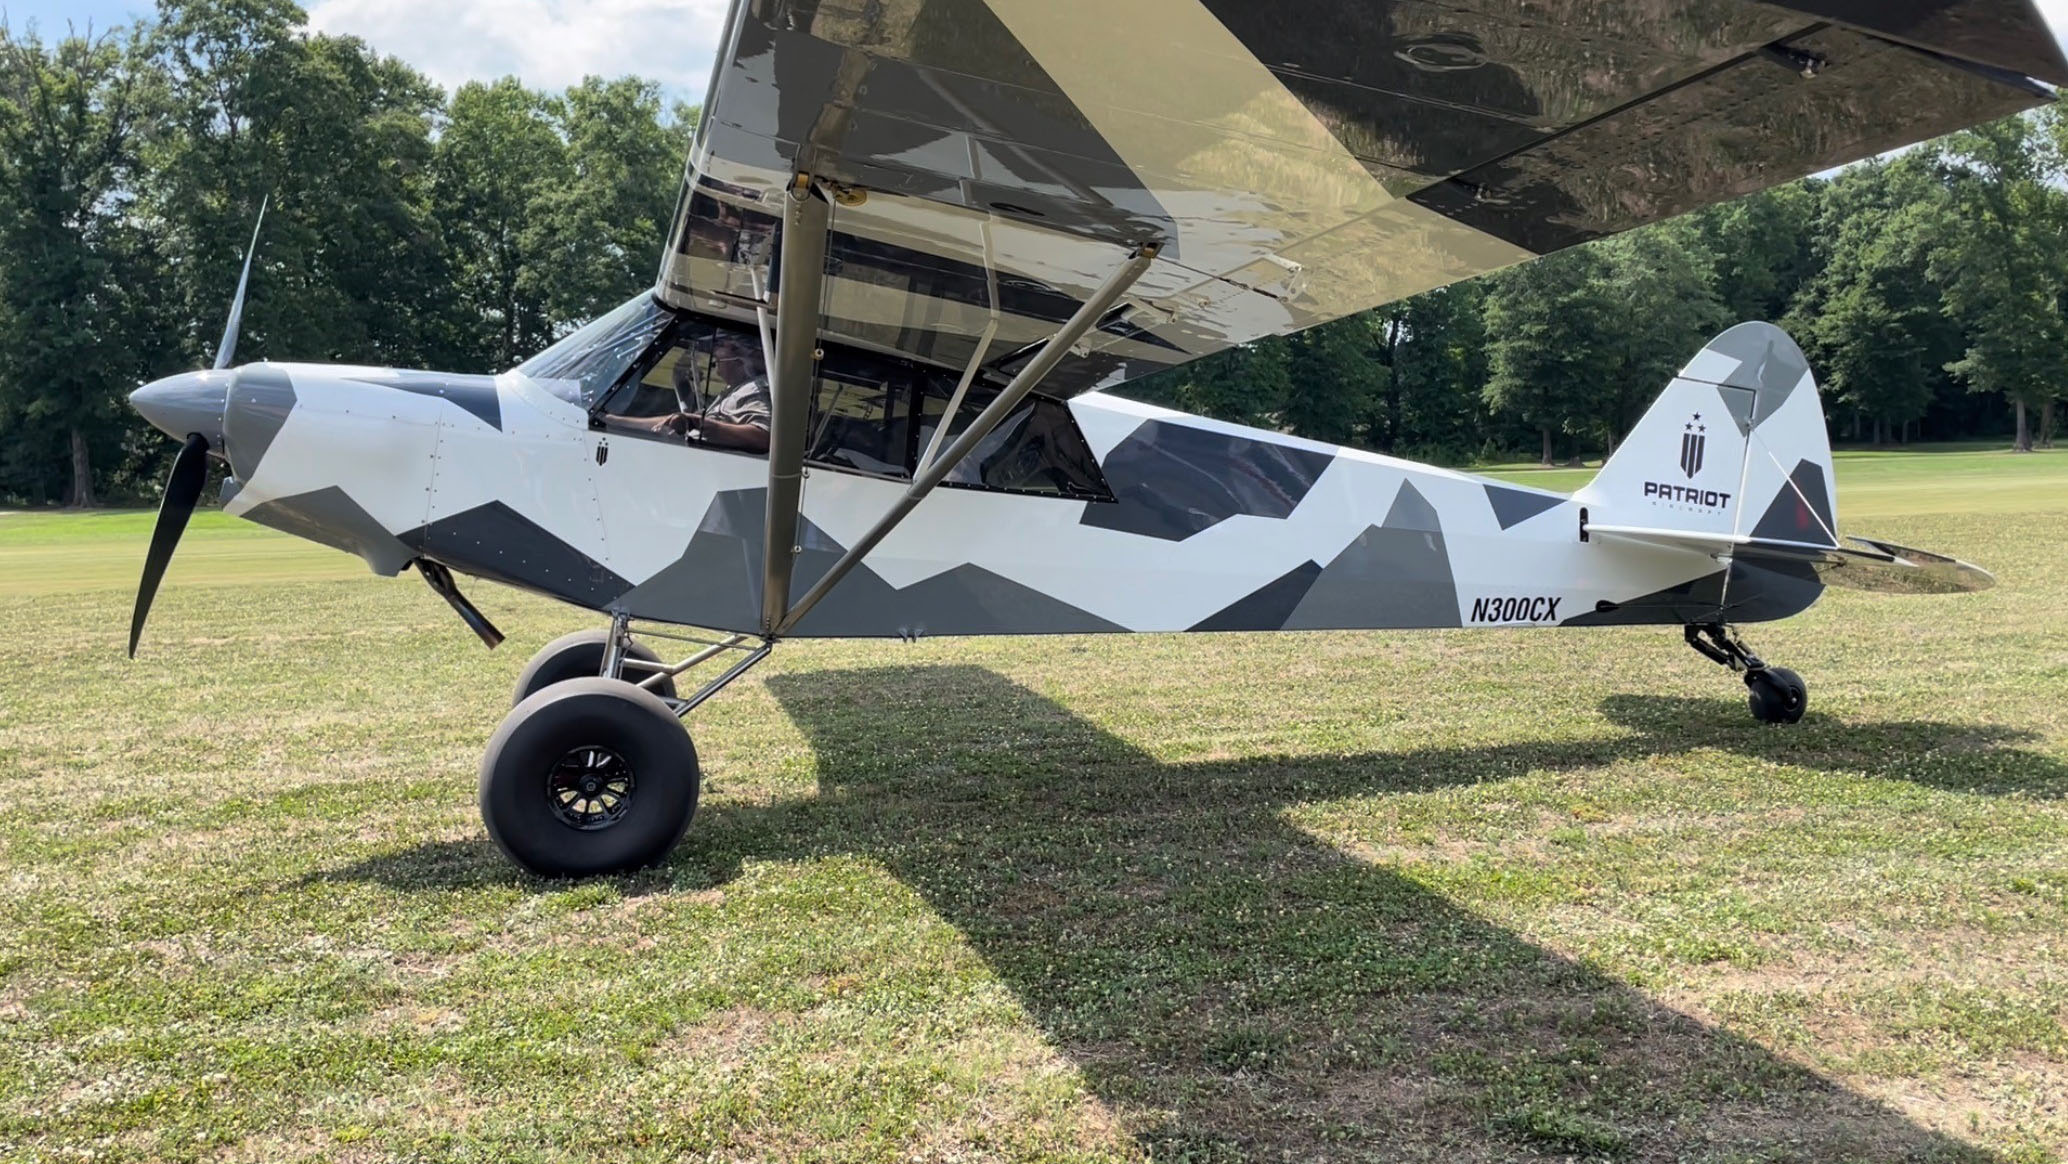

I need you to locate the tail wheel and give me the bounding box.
[1746,666,1808,725]
[480,677,699,876]
[513,628,676,705]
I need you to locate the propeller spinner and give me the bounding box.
[126,197,267,657]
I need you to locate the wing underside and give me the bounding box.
[660,0,2064,393]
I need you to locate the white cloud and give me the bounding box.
[306,0,731,99]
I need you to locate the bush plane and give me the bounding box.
[125,0,2034,876]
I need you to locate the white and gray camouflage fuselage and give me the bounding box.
[131,318,1839,640]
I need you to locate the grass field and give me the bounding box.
[2,448,2065,1162]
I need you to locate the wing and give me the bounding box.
[658,0,2065,394]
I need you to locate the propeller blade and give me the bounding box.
[213,196,268,371]
[129,433,211,658]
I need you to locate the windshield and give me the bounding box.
[514,293,672,405]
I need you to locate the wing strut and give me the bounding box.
[771,241,1159,637]
[760,176,834,636]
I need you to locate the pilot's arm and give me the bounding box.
[688,379,771,452]
[685,411,770,453]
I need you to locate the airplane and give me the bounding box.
[122,0,2035,877]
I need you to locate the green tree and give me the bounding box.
[1281,316,1376,445]
[1927,111,2068,452]
[1689,181,1823,324]
[1785,159,1958,444]
[149,0,448,369]
[1598,223,1728,448]
[1367,283,1488,461]
[0,22,169,505]
[1482,247,1616,465]
[524,76,691,327]
[1150,342,1290,429]
[434,77,569,370]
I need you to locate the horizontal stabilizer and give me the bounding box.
[1589,525,1995,595]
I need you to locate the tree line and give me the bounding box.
[1130,106,2068,465]
[1,2,2062,509]
[0,0,689,506]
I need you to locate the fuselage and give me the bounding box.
[131,341,1812,638]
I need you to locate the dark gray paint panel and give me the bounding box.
[1561,571,1729,627]
[1483,484,1564,530]
[224,365,296,480]
[613,489,766,629]
[787,511,1125,637]
[345,371,503,431]
[1189,561,1324,632]
[241,486,413,576]
[1561,557,1823,627]
[616,488,1124,637]
[1284,481,1460,629]
[1723,556,1826,623]
[1750,460,1838,547]
[1080,420,1334,542]
[789,561,1126,638]
[1697,324,1807,426]
[401,501,631,608]
[1382,477,1443,533]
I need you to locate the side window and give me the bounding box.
[923,391,1113,500]
[806,350,914,477]
[587,311,1109,499]
[604,338,698,421]
[597,321,770,452]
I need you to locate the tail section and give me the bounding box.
[1581,322,1837,548]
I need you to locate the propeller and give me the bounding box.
[215,196,266,370]
[127,197,267,657]
[128,433,211,657]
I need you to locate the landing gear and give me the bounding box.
[1684,623,1808,725]
[1745,666,1808,725]
[513,628,675,704]
[483,616,773,876]
[481,678,699,876]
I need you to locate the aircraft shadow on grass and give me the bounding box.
[329,666,2064,1160]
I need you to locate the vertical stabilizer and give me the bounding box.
[1580,322,1836,549]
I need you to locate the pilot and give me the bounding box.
[634,333,771,453]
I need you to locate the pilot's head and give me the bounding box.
[712,334,758,381]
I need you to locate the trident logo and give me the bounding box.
[1679,414,1706,479]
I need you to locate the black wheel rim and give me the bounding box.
[547,746,636,830]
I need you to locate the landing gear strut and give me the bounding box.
[1684,623,1807,725]
[481,615,773,876]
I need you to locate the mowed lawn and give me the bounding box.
[2,449,2065,1163]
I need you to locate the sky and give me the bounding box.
[5,0,2068,102]
[2,0,731,97]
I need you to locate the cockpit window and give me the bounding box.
[584,306,1113,501]
[515,293,671,406]
[603,323,764,419]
